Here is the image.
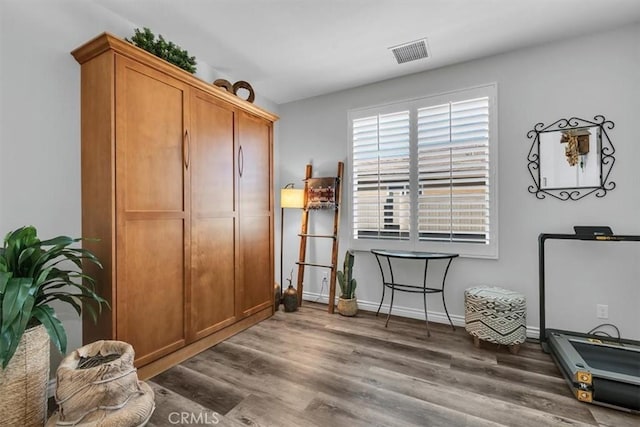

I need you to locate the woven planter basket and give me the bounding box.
[337,297,358,317]
[47,340,154,427]
[0,324,50,427]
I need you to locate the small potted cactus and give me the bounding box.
[336,250,358,316]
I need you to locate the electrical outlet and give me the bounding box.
[322,272,328,281]
[596,304,609,319]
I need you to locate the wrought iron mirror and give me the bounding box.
[527,115,615,200]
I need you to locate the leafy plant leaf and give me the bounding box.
[0,271,12,294]
[1,277,32,334]
[32,305,67,354]
[38,235,75,247]
[0,291,34,369]
[0,328,15,369]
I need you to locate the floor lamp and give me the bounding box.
[280,183,305,303]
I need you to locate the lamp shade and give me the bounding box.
[280,188,305,209]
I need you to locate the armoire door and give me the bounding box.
[114,55,190,366]
[237,112,273,317]
[189,89,238,339]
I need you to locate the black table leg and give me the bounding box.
[373,253,386,317]
[441,258,455,331]
[385,257,395,328]
[423,258,431,337]
[385,286,395,328]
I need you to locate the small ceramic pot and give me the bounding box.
[283,284,298,312]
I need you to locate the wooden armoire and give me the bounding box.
[72,33,277,378]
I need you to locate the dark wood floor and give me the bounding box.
[147,303,638,427]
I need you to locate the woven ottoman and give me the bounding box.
[464,286,526,354]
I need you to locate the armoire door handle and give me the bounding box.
[238,145,244,177]
[184,130,190,169]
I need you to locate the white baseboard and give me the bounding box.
[302,291,540,339]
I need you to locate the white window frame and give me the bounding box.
[348,83,498,259]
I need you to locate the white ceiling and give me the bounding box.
[92,0,640,105]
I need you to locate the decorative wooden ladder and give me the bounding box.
[296,162,344,313]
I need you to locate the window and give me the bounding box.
[349,84,498,258]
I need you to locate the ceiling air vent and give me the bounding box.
[389,39,429,64]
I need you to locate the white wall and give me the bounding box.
[0,0,278,374]
[277,24,640,340]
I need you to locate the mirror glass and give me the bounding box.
[539,127,600,189]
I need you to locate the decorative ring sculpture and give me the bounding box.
[232,80,255,103]
[213,79,233,92]
[212,79,255,103]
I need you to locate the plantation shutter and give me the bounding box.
[352,111,411,240]
[417,97,490,243]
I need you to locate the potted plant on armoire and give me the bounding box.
[0,226,106,426]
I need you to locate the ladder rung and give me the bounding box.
[298,234,336,239]
[296,262,334,269]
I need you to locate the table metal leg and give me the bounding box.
[385,286,395,328]
[376,286,386,317]
[422,259,431,337]
[373,253,386,317]
[441,258,455,331]
[441,292,455,331]
[385,257,396,328]
[422,288,431,337]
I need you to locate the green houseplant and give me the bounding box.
[126,27,197,74]
[336,250,358,316]
[0,225,106,368]
[0,226,106,425]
